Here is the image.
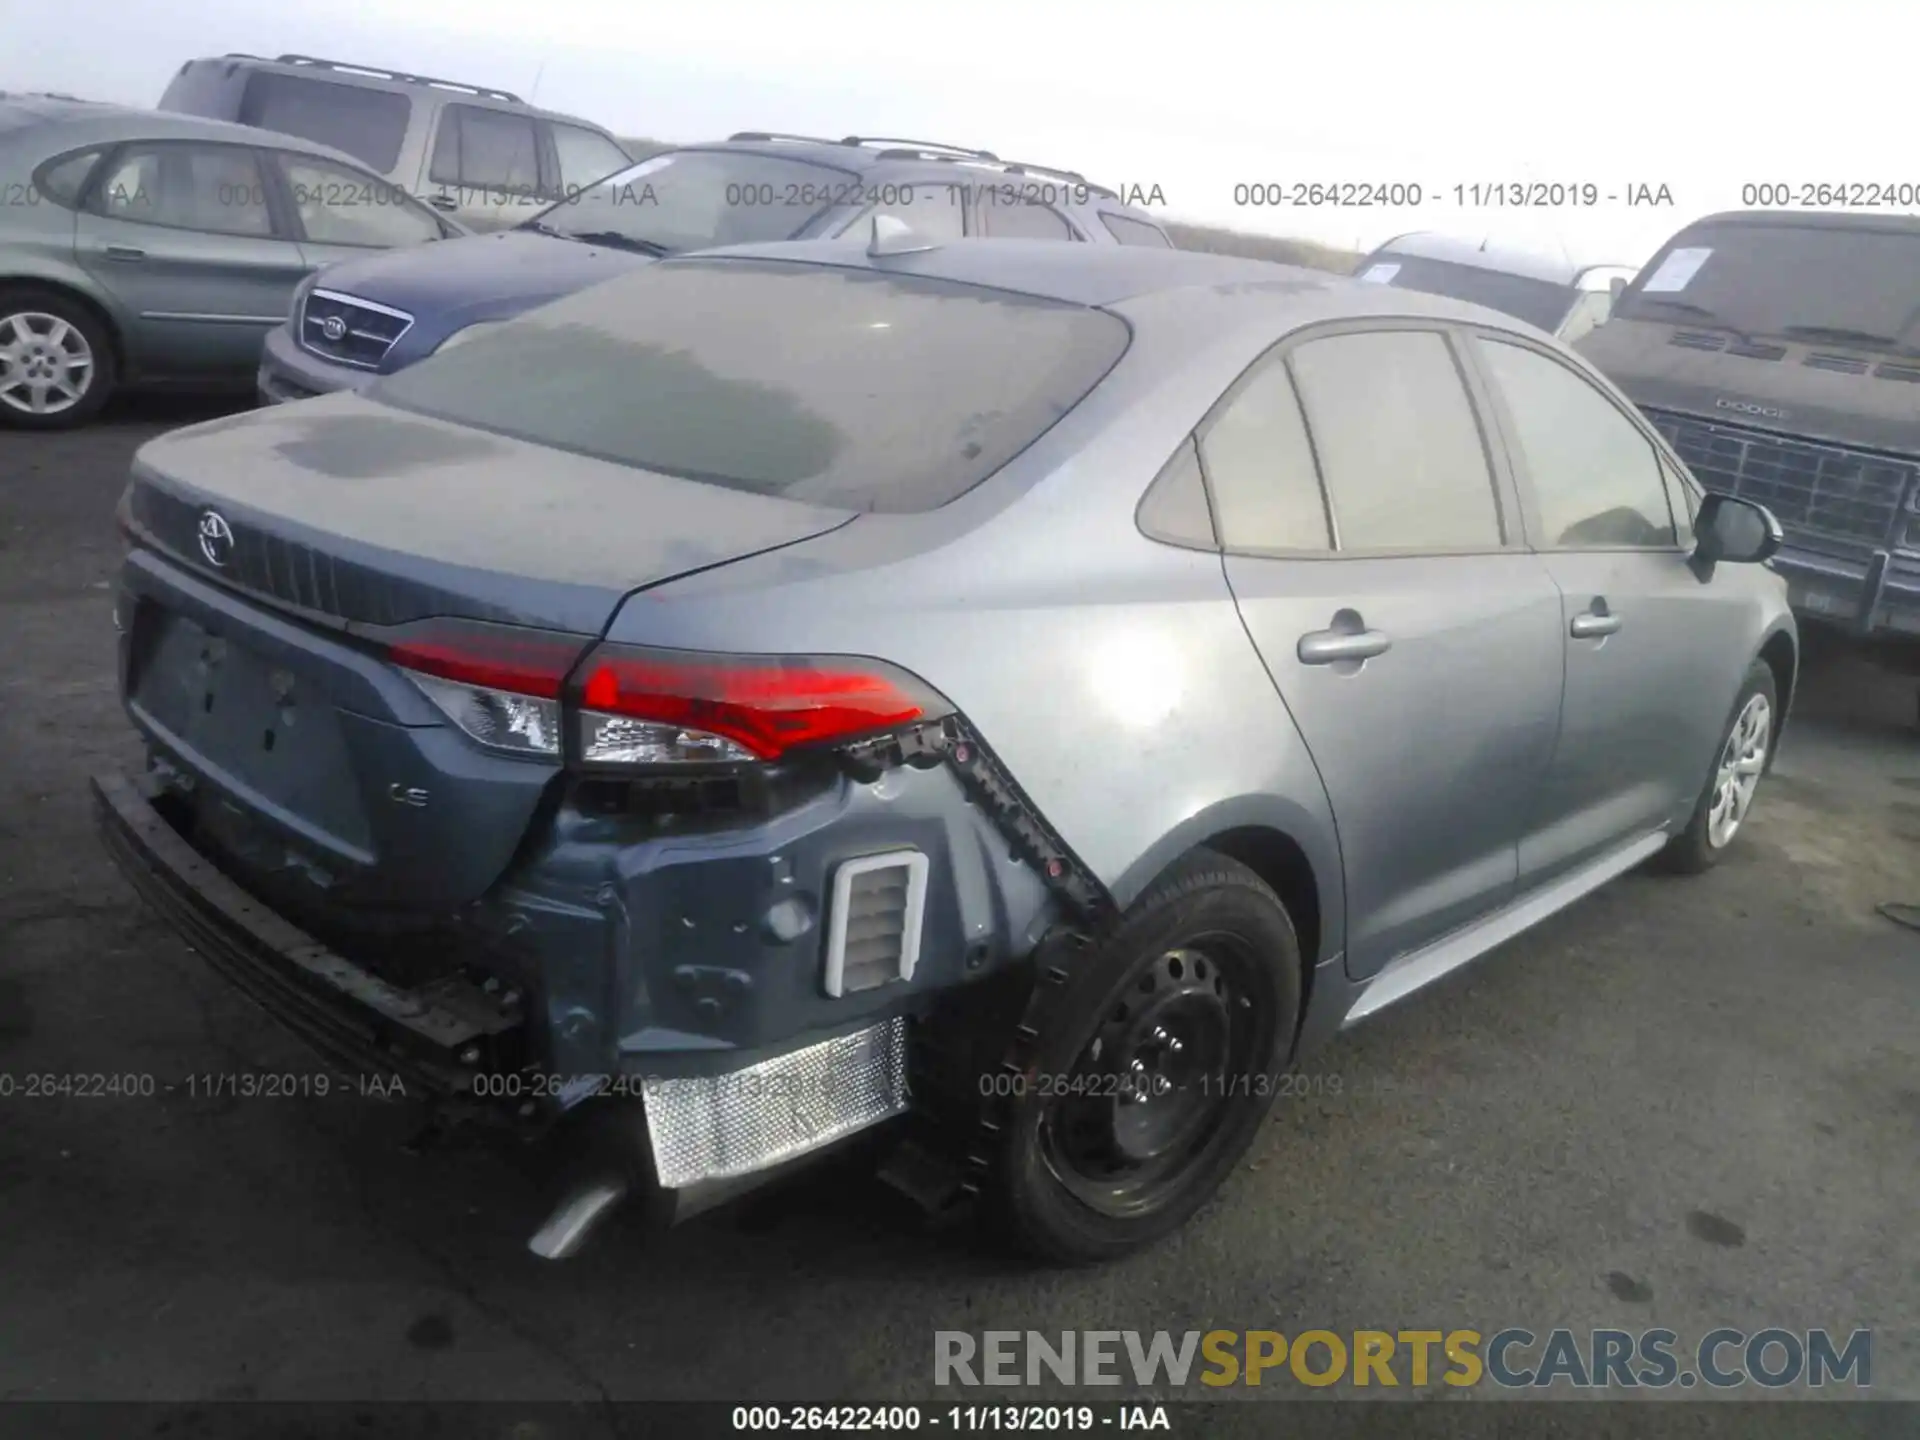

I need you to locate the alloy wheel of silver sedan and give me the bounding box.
[0,309,96,418]
[1707,691,1772,849]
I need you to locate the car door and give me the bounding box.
[1207,324,1566,981]
[425,102,546,232]
[74,141,310,378]
[1465,329,1756,887]
[267,149,452,272]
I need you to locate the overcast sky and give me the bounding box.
[4,0,1909,265]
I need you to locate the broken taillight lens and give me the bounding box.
[572,643,952,765]
[384,620,950,767]
[387,620,589,760]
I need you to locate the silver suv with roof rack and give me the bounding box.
[255,129,1174,403]
[158,53,634,234]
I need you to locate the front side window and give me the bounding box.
[279,153,445,248]
[1287,330,1503,550]
[372,258,1132,513]
[1198,354,1331,552]
[238,73,410,175]
[431,104,541,195]
[549,123,630,193]
[1477,337,1677,548]
[1661,456,1699,548]
[91,142,273,238]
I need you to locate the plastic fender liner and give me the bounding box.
[839,713,1120,1204]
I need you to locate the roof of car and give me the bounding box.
[670,236,1557,332]
[181,54,611,131]
[0,95,376,171]
[1364,231,1631,286]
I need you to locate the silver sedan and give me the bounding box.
[0,93,463,427]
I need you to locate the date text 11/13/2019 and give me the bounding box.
[1229,181,1675,209]
[730,1405,1172,1431]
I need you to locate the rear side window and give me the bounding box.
[431,104,540,195]
[1198,354,1332,552]
[372,258,1132,512]
[836,182,968,241]
[1476,338,1676,548]
[1288,330,1503,551]
[1100,213,1171,247]
[980,201,1075,240]
[90,142,274,238]
[238,73,411,175]
[1137,438,1217,548]
[33,147,106,207]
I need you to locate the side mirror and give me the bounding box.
[1692,492,1783,574]
[1609,276,1627,301]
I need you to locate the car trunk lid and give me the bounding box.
[118,391,856,911]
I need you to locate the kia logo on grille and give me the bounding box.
[1716,397,1787,420]
[197,510,234,569]
[320,315,347,342]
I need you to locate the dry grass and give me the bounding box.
[617,138,1362,275]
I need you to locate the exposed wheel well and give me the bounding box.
[0,279,127,378]
[1196,824,1322,974]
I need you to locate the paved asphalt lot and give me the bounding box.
[1,395,1916,1412]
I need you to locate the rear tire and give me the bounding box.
[1654,659,1778,875]
[989,849,1302,1265]
[0,286,117,430]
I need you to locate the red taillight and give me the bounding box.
[575,644,950,761]
[385,620,591,701]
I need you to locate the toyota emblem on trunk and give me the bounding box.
[320,315,347,342]
[197,510,235,568]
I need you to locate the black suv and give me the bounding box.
[257,132,1173,402]
[1577,210,1920,653]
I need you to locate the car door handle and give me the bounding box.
[1570,611,1623,639]
[1297,627,1392,665]
[428,194,458,211]
[102,245,147,261]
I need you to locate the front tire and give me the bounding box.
[989,849,1302,1265]
[1655,659,1778,875]
[0,288,116,430]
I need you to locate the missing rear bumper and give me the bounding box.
[90,767,532,1126]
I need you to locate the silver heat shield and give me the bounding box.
[641,1017,910,1190]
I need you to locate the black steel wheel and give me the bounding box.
[991,848,1302,1264]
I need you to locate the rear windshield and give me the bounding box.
[238,73,411,174]
[1618,218,1920,351]
[371,258,1133,512]
[528,149,865,254]
[1358,254,1576,333]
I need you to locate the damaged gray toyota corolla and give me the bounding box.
[95,233,1798,1265]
